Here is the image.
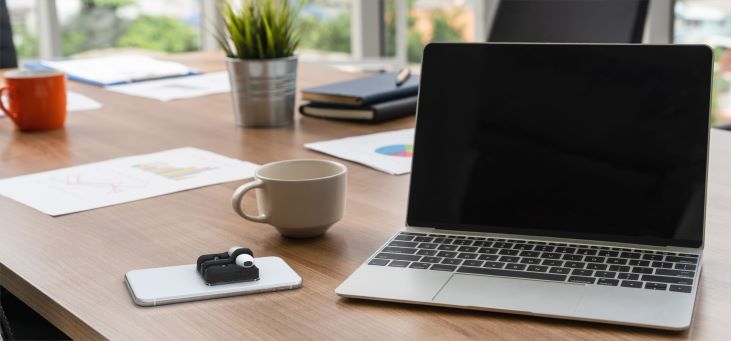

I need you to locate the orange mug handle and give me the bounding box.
[0,86,18,123]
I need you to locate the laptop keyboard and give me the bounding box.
[368,232,699,293]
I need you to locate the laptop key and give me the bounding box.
[505,263,527,271]
[674,263,697,271]
[457,266,568,282]
[493,242,513,248]
[437,244,458,251]
[519,251,540,257]
[437,251,458,258]
[628,260,650,267]
[513,244,534,250]
[478,247,499,254]
[642,254,664,261]
[541,252,562,259]
[562,254,583,261]
[632,267,653,274]
[620,280,643,288]
[620,252,641,259]
[383,247,418,254]
[499,249,520,256]
[389,241,419,248]
[452,239,472,246]
[644,282,667,291]
[594,271,616,278]
[609,265,630,272]
[542,259,563,266]
[483,261,506,269]
[584,256,605,263]
[416,249,438,256]
[458,246,478,252]
[549,267,571,274]
[655,269,695,278]
[413,236,434,243]
[442,258,462,265]
[420,256,442,263]
[376,253,421,261]
[665,256,698,264]
[527,265,548,272]
[457,253,478,260]
[597,278,619,286]
[586,263,608,271]
[669,285,693,293]
[463,260,483,267]
[641,275,693,285]
[388,261,410,267]
[368,259,389,266]
[417,242,439,249]
[568,276,595,284]
[575,249,597,256]
[409,262,431,269]
[606,258,628,265]
[520,258,541,265]
[431,264,457,272]
[652,261,674,269]
[499,256,520,263]
[473,241,492,247]
[598,250,619,257]
[478,254,499,261]
[564,261,585,269]
[394,235,414,241]
[534,245,555,252]
[617,273,640,280]
[572,269,593,276]
[555,247,576,254]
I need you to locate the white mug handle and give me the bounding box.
[231,179,268,223]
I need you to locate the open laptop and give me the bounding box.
[336,43,712,330]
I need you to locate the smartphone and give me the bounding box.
[125,256,302,306]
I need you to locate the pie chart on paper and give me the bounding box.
[375,144,413,157]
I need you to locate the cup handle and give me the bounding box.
[0,86,17,123]
[231,179,268,223]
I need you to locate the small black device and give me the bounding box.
[196,247,260,285]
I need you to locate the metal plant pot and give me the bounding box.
[226,56,298,127]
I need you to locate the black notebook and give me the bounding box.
[300,96,417,123]
[301,71,420,106]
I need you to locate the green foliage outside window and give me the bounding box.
[299,12,350,53]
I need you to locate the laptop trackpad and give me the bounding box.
[432,274,584,315]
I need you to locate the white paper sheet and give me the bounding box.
[105,72,230,101]
[38,55,195,86]
[0,148,258,216]
[1,91,102,117]
[305,128,415,175]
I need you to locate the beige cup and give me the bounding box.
[232,159,347,238]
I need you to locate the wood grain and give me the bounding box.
[1,52,730,340]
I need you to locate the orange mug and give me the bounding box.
[0,69,67,131]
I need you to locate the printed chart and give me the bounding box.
[305,129,415,175]
[0,148,258,216]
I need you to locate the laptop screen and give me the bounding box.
[408,43,712,248]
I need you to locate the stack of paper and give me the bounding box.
[106,72,230,101]
[29,55,199,86]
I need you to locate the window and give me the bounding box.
[675,0,731,124]
[58,0,201,57]
[298,0,351,57]
[7,0,38,59]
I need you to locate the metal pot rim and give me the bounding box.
[225,55,298,63]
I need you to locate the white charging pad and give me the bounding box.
[125,256,302,306]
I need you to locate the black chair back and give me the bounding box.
[0,0,18,68]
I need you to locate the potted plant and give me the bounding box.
[216,0,300,127]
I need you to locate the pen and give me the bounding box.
[395,68,411,87]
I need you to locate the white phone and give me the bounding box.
[125,256,302,306]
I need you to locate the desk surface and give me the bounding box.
[1,52,730,340]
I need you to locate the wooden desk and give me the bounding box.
[1,52,730,340]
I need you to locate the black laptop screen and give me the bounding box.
[407,43,712,248]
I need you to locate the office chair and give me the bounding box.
[488,0,649,43]
[0,0,18,68]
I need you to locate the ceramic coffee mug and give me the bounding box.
[232,159,347,238]
[0,69,67,131]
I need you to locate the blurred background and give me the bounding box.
[6,0,731,122]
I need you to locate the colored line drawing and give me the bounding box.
[132,162,217,180]
[49,174,147,195]
[375,144,413,157]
